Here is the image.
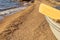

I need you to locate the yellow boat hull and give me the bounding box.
[39,3,60,21]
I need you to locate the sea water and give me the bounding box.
[0,0,20,10]
[0,0,20,20]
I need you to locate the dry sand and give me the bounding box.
[0,0,57,40]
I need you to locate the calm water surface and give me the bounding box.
[0,0,20,10]
[0,0,20,20]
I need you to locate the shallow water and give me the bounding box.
[0,16,4,20]
[0,0,20,20]
[0,0,29,20]
[0,0,20,10]
[0,7,26,20]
